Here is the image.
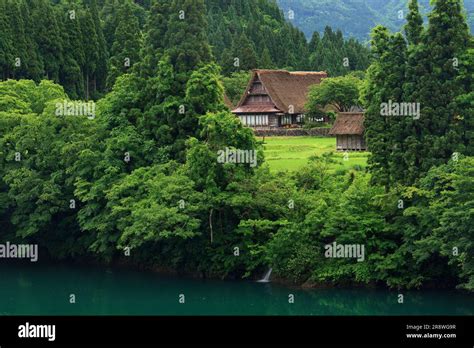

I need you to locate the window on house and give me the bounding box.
[281,115,292,125]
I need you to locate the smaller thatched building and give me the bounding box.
[329,112,366,151]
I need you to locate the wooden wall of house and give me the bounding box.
[269,115,279,127]
[237,114,306,128]
[336,135,366,151]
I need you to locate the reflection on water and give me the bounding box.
[0,263,472,316]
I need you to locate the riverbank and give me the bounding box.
[20,255,470,293]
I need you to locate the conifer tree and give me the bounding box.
[409,0,471,181]
[6,0,29,79]
[59,2,85,99]
[403,0,426,183]
[231,33,258,72]
[80,8,100,100]
[107,1,141,89]
[0,0,16,80]
[309,32,321,53]
[18,0,43,81]
[101,0,120,52]
[259,47,274,69]
[30,0,63,82]
[361,26,393,188]
[165,0,212,84]
[87,0,108,95]
[405,0,423,45]
[456,45,474,156]
[139,0,170,77]
[385,33,408,184]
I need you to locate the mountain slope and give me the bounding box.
[277,0,474,41]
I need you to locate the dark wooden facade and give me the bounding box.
[335,134,366,151]
[329,112,366,151]
[232,70,327,128]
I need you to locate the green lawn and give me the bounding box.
[259,136,369,172]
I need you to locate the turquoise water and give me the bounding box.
[0,263,472,316]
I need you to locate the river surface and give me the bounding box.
[0,263,473,316]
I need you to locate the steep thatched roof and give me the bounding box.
[329,112,365,135]
[233,69,327,114]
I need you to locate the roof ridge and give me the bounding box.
[254,69,328,76]
[290,71,327,75]
[254,69,288,74]
[329,113,365,135]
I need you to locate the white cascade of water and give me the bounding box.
[257,268,272,283]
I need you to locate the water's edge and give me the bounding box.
[1,262,473,316]
[13,257,471,293]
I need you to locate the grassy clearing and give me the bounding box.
[259,136,369,172]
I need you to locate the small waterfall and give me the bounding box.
[257,268,272,283]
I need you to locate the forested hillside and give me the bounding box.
[0,0,370,101]
[277,0,474,41]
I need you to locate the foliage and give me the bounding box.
[306,75,362,113]
[106,1,141,89]
[362,0,473,187]
[0,0,471,293]
[222,71,251,106]
[308,27,371,77]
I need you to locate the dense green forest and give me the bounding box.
[0,0,370,101]
[0,0,472,292]
[277,0,474,42]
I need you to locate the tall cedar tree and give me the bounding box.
[165,0,212,84]
[31,0,63,82]
[0,0,14,79]
[6,0,29,79]
[107,1,141,89]
[361,26,392,188]
[405,0,423,45]
[409,0,471,182]
[139,0,170,77]
[101,0,120,52]
[80,9,100,100]
[231,33,258,72]
[58,2,85,99]
[18,0,43,81]
[456,45,474,156]
[404,0,424,98]
[403,0,426,183]
[86,0,108,96]
[385,33,407,185]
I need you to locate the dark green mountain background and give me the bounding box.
[277,0,474,41]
